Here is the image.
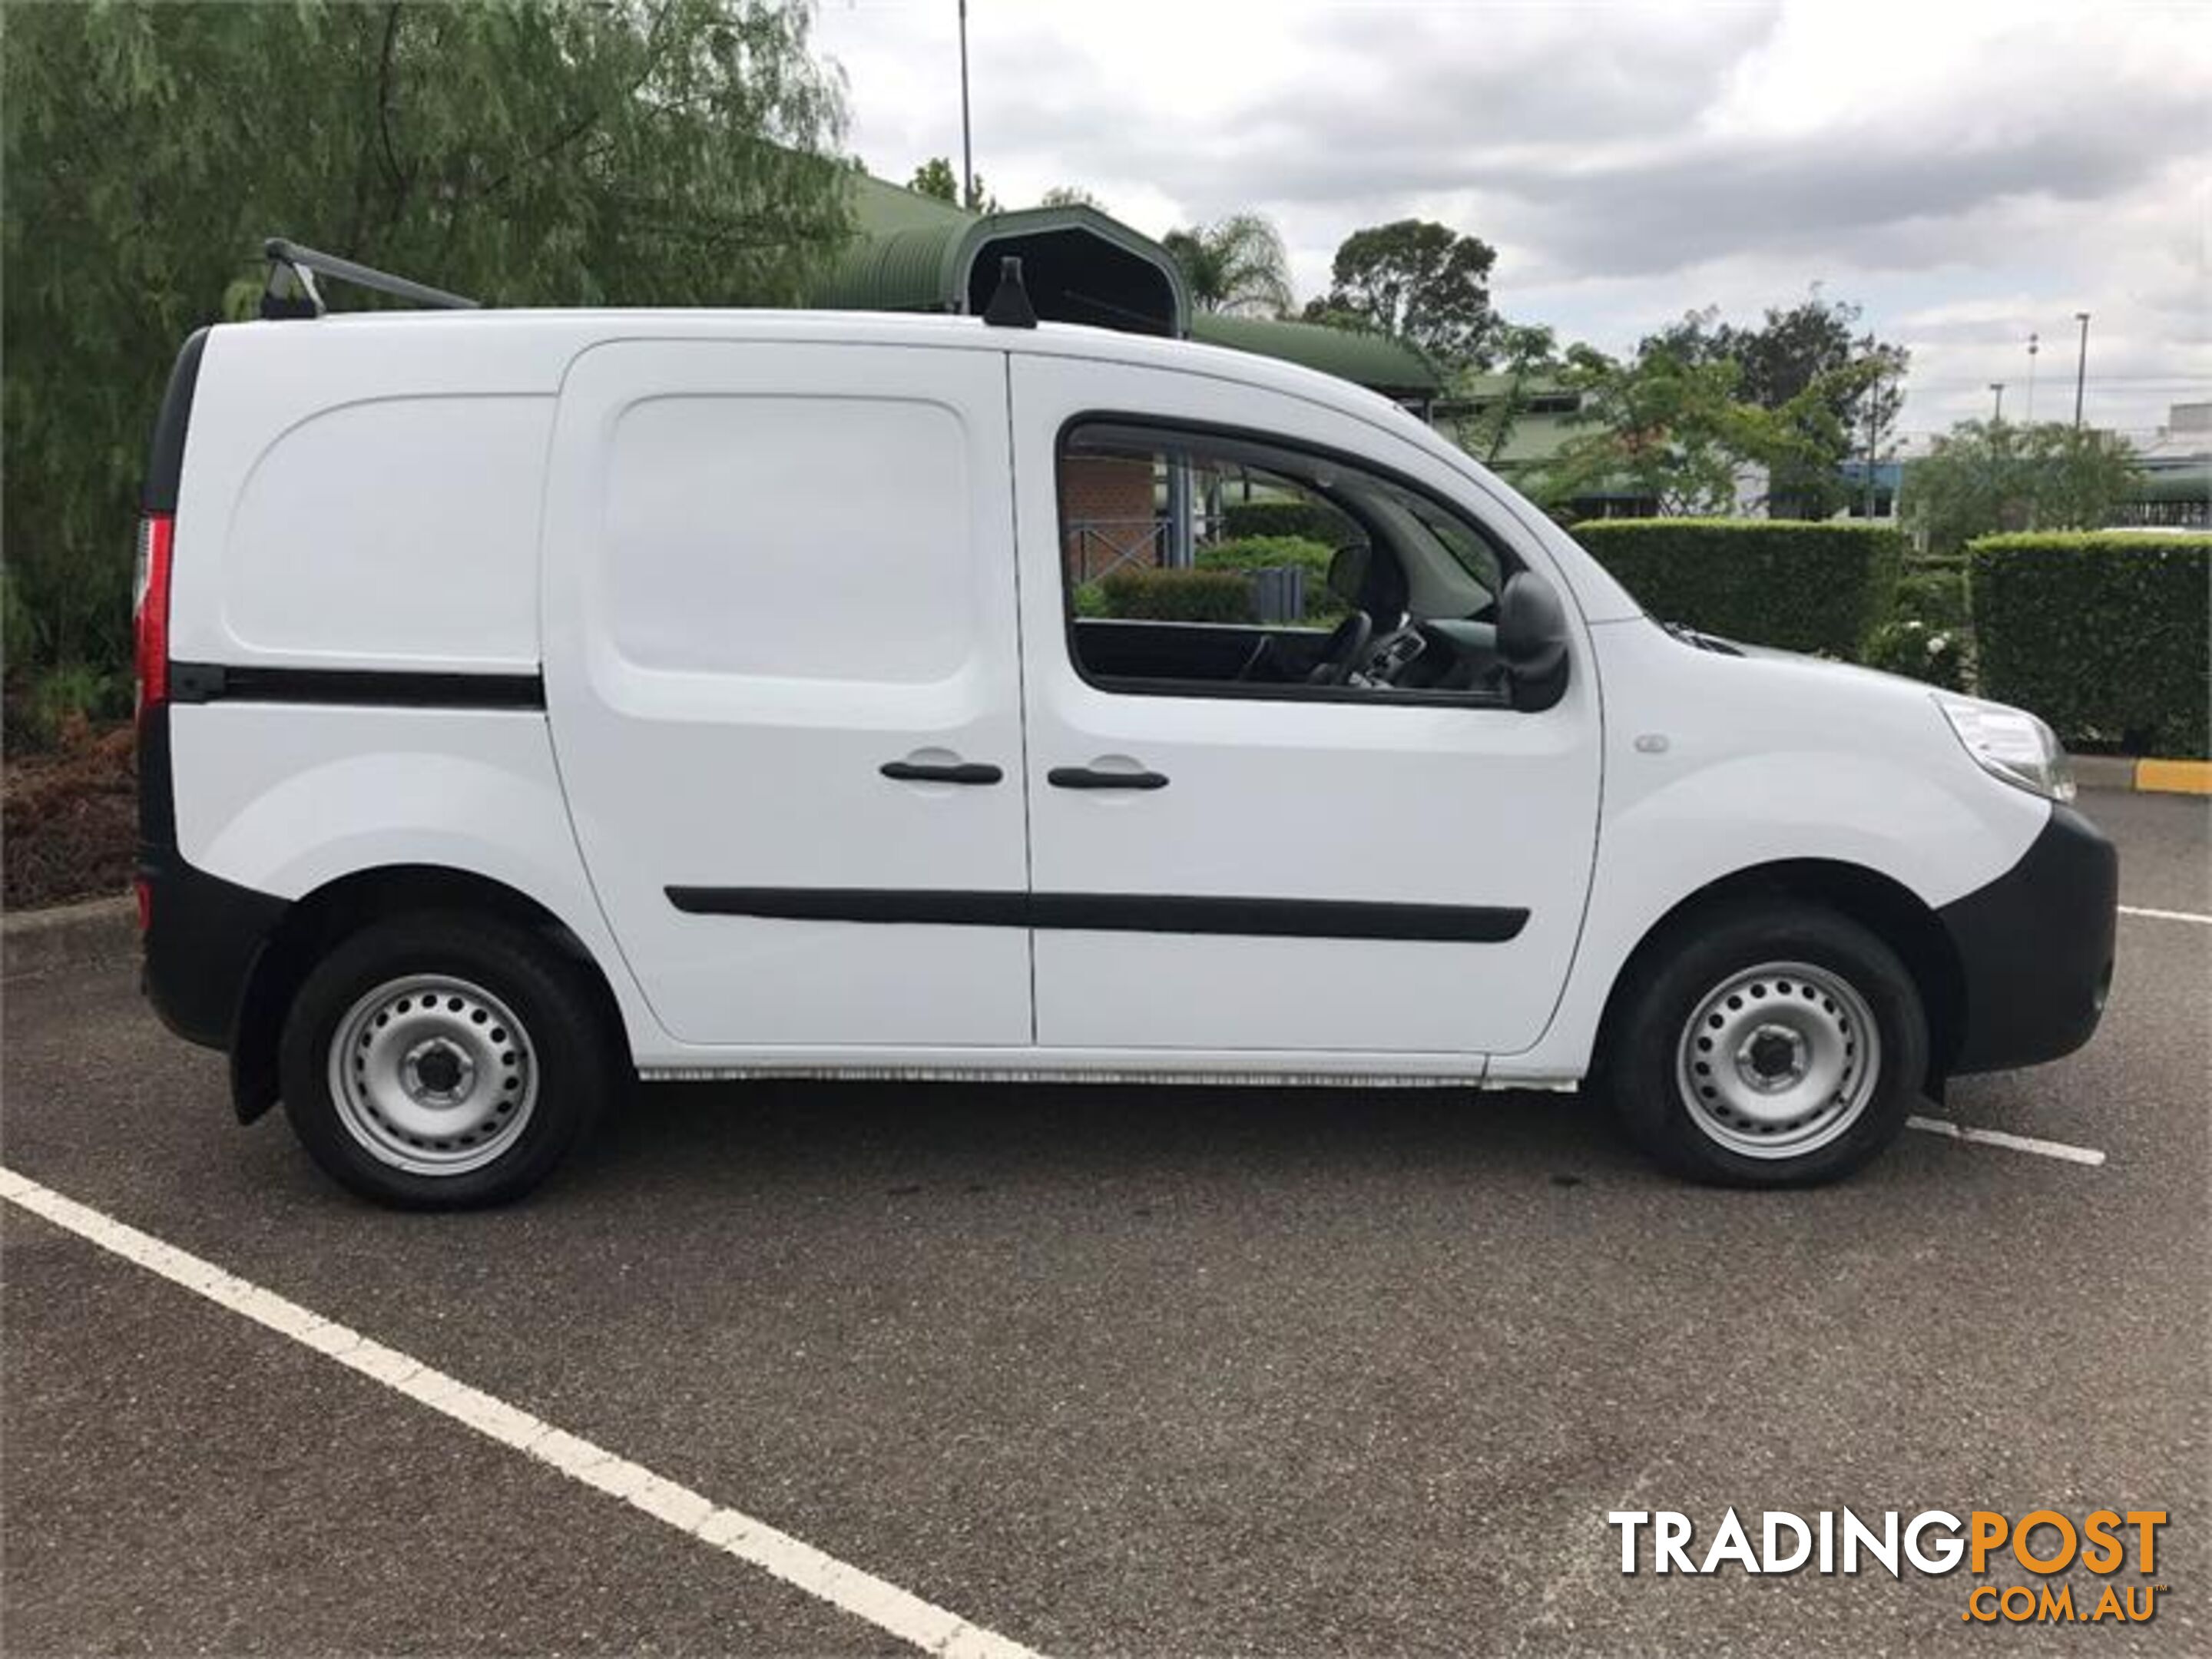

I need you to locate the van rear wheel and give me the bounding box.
[1602,901,1926,1187]
[279,913,613,1208]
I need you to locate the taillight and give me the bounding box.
[134,512,174,713]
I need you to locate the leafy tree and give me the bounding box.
[1160,214,1293,317]
[1905,422,2141,555]
[2,0,849,713]
[1039,184,1103,211]
[908,154,998,213]
[1450,320,1558,467]
[1533,344,1767,516]
[1305,219,1496,370]
[1643,295,1908,517]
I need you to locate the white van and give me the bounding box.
[134,248,2117,1207]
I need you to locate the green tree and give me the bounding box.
[1039,184,1103,211]
[2,0,849,710]
[908,155,998,213]
[1533,344,1770,517]
[1905,422,2141,554]
[1642,294,1909,518]
[1450,320,1559,467]
[1160,214,1293,316]
[1304,219,1496,370]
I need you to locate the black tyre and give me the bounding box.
[279,912,616,1208]
[1600,900,1927,1187]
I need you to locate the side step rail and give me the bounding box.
[261,237,480,318]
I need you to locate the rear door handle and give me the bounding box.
[1048,766,1170,790]
[880,760,1003,785]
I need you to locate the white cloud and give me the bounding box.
[813,0,2212,434]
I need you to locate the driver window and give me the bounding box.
[1058,420,1515,701]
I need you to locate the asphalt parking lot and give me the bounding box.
[3,790,2206,1657]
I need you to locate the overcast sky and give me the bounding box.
[814,0,2210,438]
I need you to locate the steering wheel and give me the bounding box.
[1306,610,1374,686]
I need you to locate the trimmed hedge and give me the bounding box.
[1194,534,1346,621]
[1968,533,2210,757]
[1101,567,1253,624]
[1220,498,1357,545]
[1571,518,1904,658]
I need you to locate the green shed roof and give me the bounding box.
[1188,313,1442,398]
[2131,462,2212,504]
[818,171,1439,398]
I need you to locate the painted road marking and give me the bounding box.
[0,1164,1041,1659]
[2119,903,2211,926]
[1906,1116,2107,1167]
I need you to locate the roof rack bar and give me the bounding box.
[260,237,481,319]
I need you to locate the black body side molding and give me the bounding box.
[168,664,545,710]
[667,887,1528,943]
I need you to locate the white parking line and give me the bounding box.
[1906,1116,2107,1166]
[2119,903,2212,926]
[0,1164,1041,1659]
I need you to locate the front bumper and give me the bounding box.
[1937,802,2118,1075]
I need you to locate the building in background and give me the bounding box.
[2116,403,2212,529]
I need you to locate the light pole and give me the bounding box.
[2072,312,2091,430]
[2025,331,2039,423]
[1989,382,2005,422]
[958,0,974,212]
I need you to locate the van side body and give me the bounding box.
[137,310,2115,1200]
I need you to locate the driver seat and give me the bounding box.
[1325,542,1409,630]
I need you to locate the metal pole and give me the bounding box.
[2025,332,2038,423]
[1989,382,2005,422]
[958,0,975,211]
[2072,312,2091,430]
[1861,363,1879,518]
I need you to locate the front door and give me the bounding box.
[543,339,1031,1048]
[1012,353,1601,1058]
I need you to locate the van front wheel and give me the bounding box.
[1603,902,1926,1186]
[279,913,613,1208]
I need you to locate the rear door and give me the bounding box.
[542,338,1031,1048]
[1012,352,1602,1058]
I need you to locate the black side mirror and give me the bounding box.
[1498,571,1570,712]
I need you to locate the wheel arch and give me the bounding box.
[1591,857,1965,1093]
[230,864,627,1124]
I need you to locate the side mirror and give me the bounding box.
[1498,570,1570,712]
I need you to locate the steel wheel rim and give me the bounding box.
[327,974,538,1176]
[1675,960,1881,1159]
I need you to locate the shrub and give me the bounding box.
[1571,518,1904,657]
[1194,535,1345,621]
[13,661,126,751]
[1968,532,2210,757]
[1893,565,1971,633]
[1863,618,1971,693]
[1071,581,1109,618]
[1196,534,1334,579]
[1100,567,1253,624]
[1220,498,1357,545]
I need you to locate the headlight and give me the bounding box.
[1934,692,2075,802]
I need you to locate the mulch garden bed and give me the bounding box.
[3,721,137,911]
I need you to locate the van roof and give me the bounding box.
[257,305,1444,442]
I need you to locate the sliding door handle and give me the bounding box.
[1048,765,1169,790]
[880,760,1003,785]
